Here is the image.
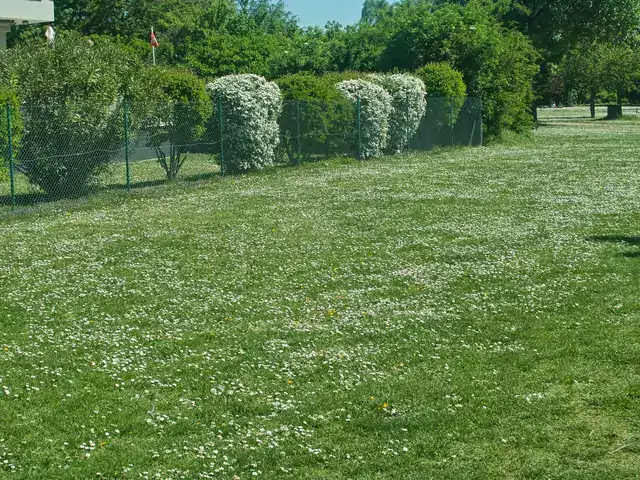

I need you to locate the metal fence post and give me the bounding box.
[6,104,16,210]
[450,97,454,147]
[479,99,483,147]
[218,93,225,175]
[123,101,131,192]
[405,92,410,152]
[6,104,15,210]
[357,95,362,161]
[296,99,302,165]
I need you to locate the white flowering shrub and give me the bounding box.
[369,74,427,153]
[336,79,392,159]
[207,74,282,173]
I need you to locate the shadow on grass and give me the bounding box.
[0,191,53,207]
[587,235,640,258]
[103,179,167,191]
[588,235,640,245]
[1,171,223,209]
[183,172,219,183]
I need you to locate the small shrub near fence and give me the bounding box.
[0,95,482,213]
[337,79,393,160]
[368,74,427,154]
[207,74,282,174]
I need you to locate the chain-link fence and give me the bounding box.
[0,96,481,214]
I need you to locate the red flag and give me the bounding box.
[150,31,159,48]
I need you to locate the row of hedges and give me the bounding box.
[0,33,473,193]
[207,72,431,172]
[275,64,465,161]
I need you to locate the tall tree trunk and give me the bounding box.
[589,88,596,118]
[617,89,623,110]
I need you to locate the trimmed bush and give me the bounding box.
[207,74,282,173]
[415,63,466,124]
[0,87,22,182]
[143,68,212,180]
[413,63,468,147]
[1,32,144,196]
[336,79,392,159]
[415,62,467,99]
[276,72,359,163]
[368,74,426,153]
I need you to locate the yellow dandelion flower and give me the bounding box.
[287,379,294,385]
[382,402,389,409]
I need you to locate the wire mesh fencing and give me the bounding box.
[0,96,481,214]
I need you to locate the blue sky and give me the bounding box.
[284,0,364,26]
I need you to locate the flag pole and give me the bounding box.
[152,26,156,66]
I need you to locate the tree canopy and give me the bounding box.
[5,0,639,137]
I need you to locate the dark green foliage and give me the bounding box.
[340,1,538,138]
[500,0,640,63]
[4,0,553,144]
[0,87,22,181]
[562,40,640,117]
[467,29,539,137]
[415,63,467,99]
[494,0,640,107]
[414,63,467,141]
[276,73,359,163]
[143,69,213,180]
[2,32,143,196]
[361,0,391,23]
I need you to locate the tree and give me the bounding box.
[361,0,390,23]
[144,69,213,180]
[1,32,146,196]
[600,43,640,108]
[563,42,640,117]
[499,0,640,108]
[368,0,538,138]
[414,63,467,144]
[562,44,605,117]
[502,0,640,63]
[6,0,542,140]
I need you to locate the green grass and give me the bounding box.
[0,153,220,214]
[538,105,640,123]
[1,122,640,479]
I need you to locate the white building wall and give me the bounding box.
[1,0,54,24]
[0,0,54,49]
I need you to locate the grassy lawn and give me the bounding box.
[538,105,640,123]
[0,153,220,214]
[1,121,640,479]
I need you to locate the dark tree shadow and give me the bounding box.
[103,179,168,191]
[2,171,224,209]
[0,192,53,207]
[588,236,640,246]
[183,172,219,183]
[587,235,640,258]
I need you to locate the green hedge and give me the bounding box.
[0,87,22,183]
[276,72,361,162]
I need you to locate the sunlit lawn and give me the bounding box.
[538,104,640,123]
[0,121,639,479]
[0,153,220,214]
